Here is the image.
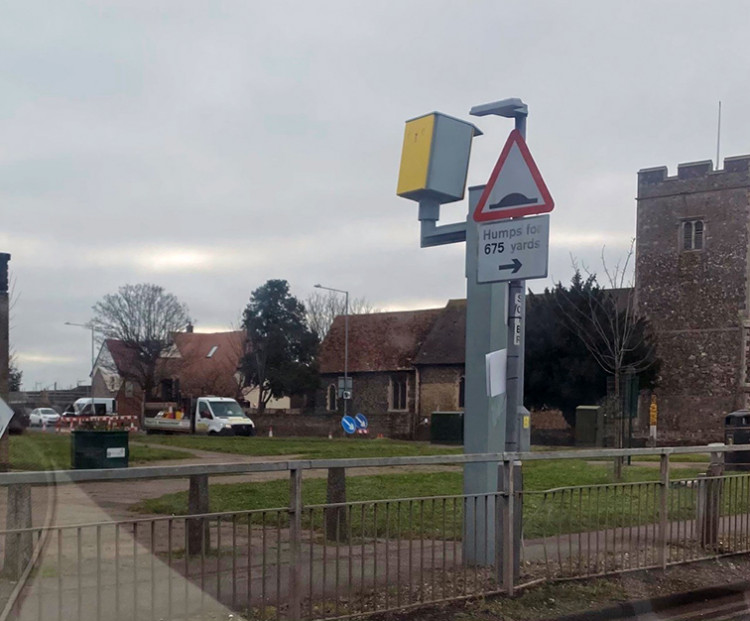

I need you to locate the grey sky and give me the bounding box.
[4,1,749,388]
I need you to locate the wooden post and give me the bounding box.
[187,474,210,555]
[325,467,347,542]
[698,448,724,550]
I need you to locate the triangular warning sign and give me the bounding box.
[473,129,554,222]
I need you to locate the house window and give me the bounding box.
[390,375,408,411]
[327,384,338,412]
[458,375,465,409]
[682,219,704,251]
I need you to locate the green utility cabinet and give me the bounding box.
[430,411,464,445]
[71,430,129,469]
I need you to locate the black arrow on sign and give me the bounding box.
[498,258,522,274]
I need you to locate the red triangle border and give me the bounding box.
[472,129,554,222]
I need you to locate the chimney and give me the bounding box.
[186,323,194,333]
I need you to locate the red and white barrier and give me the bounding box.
[56,415,140,433]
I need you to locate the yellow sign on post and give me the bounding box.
[397,112,481,204]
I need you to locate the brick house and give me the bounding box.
[635,155,750,441]
[92,330,246,420]
[316,300,467,435]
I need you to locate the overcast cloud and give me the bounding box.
[4,1,750,388]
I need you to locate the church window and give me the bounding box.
[682,219,704,251]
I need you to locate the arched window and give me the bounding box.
[327,384,338,412]
[682,219,704,251]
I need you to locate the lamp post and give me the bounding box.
[314,284,349,417]
[65,321,95,410]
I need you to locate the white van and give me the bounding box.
[144,397,255,436]
[67,398,117,416]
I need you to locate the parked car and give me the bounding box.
[29,407,61,427]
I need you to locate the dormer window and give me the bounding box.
[682,219,704,251]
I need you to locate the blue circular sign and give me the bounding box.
[354,413,369,429]
[341,415,357,434]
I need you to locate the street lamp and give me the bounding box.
[65,322,95,370]
[314,284,349,417]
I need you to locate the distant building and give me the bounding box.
[316,300,466,436]
[92,330,246,419]
[635,155,750,441]
[9,385,91,414]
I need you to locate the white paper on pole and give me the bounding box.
[485,349,507,397]
[0,398,13,439]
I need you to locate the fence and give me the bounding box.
[0,445,748,620]
[53,416,140,431]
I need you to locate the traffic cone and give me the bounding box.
[268,426,273,438]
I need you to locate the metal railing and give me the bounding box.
[0,445,747,620]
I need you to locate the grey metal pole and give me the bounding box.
[344,290,349,418]
[463,185,507,565]
[0,254,10,470]
[91,324,95,407]
[505,112,528,453]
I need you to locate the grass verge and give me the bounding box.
[132,461,705,539]
[137,435,463,459]
[10,433,191,470]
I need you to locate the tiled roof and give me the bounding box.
[101,331,246,399]
[413,299,466,365]
[104,339,141,376]
[318,308,443,374]
[319,287,633,374]
[167,331,246,397]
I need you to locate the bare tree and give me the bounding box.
[92,284,191,402]
[306,290,377,338]
[556,240,659,478]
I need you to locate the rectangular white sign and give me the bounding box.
[485,349,507,398]
[0,398,12,439]
[477,214,550,283]
[106,447,126,459]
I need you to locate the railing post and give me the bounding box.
[499,458,515,596]
[289,467,303,621]
[658,453,669,569]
